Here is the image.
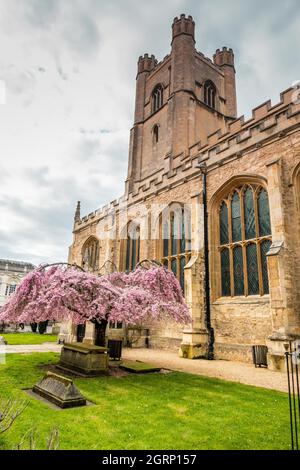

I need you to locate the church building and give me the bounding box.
[67,15,300,370]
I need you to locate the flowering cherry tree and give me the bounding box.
[0,265,191,332]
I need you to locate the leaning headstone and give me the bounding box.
[33,372,86,409]
[0,336,7,346]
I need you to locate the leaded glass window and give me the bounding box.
[258,189,271,237]
[244,187,256,240]
[247,244,259,295]
[161,207,191,292]
[233,246,244,296]
[221,249,231,297]
[220,202,229,245]
[125,223,140,272]
[82,237,100,273]
[231,192,242,242]
[261,240,272,295]
[219,184,272,297]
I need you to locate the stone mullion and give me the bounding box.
[257,240,264,296]
[176,217,181,281]
[95,243,99,271]
[133,229,140,269]
[254,188,263,296]
[227,195,235,297]
[240,187,248,297]
[129,238,133,271]
[92,243,95,270]
[137,235,140,266]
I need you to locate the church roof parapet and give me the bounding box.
[74,86,300,231]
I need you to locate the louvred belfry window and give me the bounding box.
[219,185,272,297]
[204,80,217,109]
[152,85,164,113]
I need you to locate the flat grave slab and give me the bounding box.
[119,360,161,374]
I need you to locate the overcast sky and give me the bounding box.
[0,0,299,266]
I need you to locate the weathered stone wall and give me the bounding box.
[212,299,273,362]
[147,319,183,352]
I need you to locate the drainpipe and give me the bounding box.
[196,162,215,360]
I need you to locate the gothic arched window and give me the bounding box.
[82,237,100,273]
[204,80,216,109]
[153,124,159,144]
[125,222,140,272]
[152,85,164,113]
[160,205,192,291]
[219,185,272,297]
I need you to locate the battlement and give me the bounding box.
[213,47,235,67]
[151,54,171,74]
[195,50,223,72]
[137,54,158,75]
[172,14,195,42]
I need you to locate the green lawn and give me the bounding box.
[0,353,291,450]
[2,333,57,345]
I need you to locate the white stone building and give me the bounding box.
[0,259,36,307]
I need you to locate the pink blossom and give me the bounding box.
[0,266,191,327]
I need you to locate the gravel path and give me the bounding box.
[3,344,288,393]
[122,348,288,393]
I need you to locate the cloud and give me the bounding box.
[0,0,298,264]
[23,0,60,28]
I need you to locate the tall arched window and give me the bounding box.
[152,85,164,113]
[160,205,191,291]
[204,80,216,109]
[219,185,272,297]
[82,237,100,273]
[153,124,159,144]
[124,222,140,272]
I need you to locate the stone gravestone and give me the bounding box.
[33,372,86,409]
[0,336,7,345]
[58,342,109,377]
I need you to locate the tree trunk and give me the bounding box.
[30,323,38,333]
[38,321,48,335]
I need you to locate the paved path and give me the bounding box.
[4,343,62,354]
[4,344,288,393]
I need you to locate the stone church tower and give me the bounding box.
[126,15,237,194]
[68,15,300,371]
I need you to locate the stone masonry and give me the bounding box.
[67,15,300,370]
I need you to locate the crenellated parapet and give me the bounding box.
[137,53,158,75]
[213,47,235,67]
[172,14,195,42]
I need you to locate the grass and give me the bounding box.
[1,333,57,345]
[0,353,291,450]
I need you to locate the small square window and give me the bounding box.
[109,322,123,330]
